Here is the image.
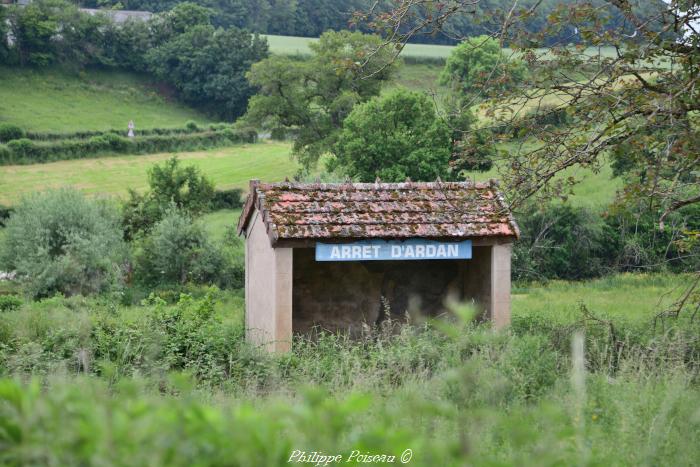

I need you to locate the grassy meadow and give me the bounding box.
[0,66,212,132]
[0,141,297,205]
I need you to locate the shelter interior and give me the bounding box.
[292,245,496,336]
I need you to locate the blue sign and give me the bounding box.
[316,239,472,262]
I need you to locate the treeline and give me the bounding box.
[0,0,268,119]
[78,0,669,46]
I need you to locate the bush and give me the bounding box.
[0,295,22,312]
[513,204,618,281]
[122,157,215,239]
[1,128,257,165]
[0,204,13,227]
[134,208,236,288]
[0,189,127,298]
[0,123,24,143]
[6,138,36,159]
[211,189,243,210]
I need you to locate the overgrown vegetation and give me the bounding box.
[0,189,127,298]
[0,275,698,465]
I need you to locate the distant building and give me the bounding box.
[80,8,153,24]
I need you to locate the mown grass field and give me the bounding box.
[0,141,297,205]
[0,66,212,132]
[265,34,619,61]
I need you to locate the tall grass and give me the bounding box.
[0,274,698,465]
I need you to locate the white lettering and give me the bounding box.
[330,246,340,259]
[362,245,372,258]
[341,245,351,259]
[391,245,402,257]
[436,244,446,257]
[415,244,425,257]
[447,244,459,257]
[372,245,381,258]
[352,245,362,258]
[404,245,414,258]
[425,244,436,257]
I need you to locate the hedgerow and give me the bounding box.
[0,128,257,165]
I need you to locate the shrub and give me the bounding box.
[0,123,24,143]
[122,157,215,239]
[185,120,199,131]
[0,294,22,312]
[0,204,13,227]
[513,204,617,281]
[211,189,243,210]
[0,189,127,298]
[6,138,36,159]
[134,208,233,288]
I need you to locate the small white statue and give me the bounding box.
[127,120,135,138]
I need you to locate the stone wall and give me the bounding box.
[292,246,494,335]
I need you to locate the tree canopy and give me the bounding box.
[332,89,454,182]
[244,30,397,171]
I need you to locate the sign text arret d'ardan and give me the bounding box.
[315,239,472,262]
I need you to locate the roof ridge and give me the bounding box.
[258,181,492,190]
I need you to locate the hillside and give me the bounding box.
[0,67,212,132]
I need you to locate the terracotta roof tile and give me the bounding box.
[237,180,519,244]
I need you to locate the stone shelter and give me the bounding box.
[237,179,519,352]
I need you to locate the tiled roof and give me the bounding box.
[237,180,519,244]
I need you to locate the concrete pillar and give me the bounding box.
[245,210,293,352]
[273,248,293,352]
[490,243,512,328]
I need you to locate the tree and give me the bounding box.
[244,30,397,171]
[145,9,269,120]
[0,189,126,298]
[366,1,699,224]
[134,207,234,287]
[331,89,454,182]
[122,157,215,239]
[440,35,526,95]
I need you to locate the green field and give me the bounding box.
[264,34,456,58]
[265,34,618,60]
[0,142,297,205]
[0,67,212,132]
[202,208,242,242]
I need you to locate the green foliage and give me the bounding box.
[0,124,24,143]
[0,189,126,298]
[440,35,526,96]
[0,295,22,312]
[331,89,454,182]
[513,203,700,282]
[145,21,269,119]
[0,276,698,465]
[245,30,397,171]
[211,189,243,210]
[0,125,256,165]
[133,208,242,289]
[514,204,618,281]
[0,204,13,228]
[2,0,267,120]
[122,157,215,239]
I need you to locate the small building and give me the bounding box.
[237,180,519,352]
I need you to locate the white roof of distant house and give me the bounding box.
[80,8,153,23]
